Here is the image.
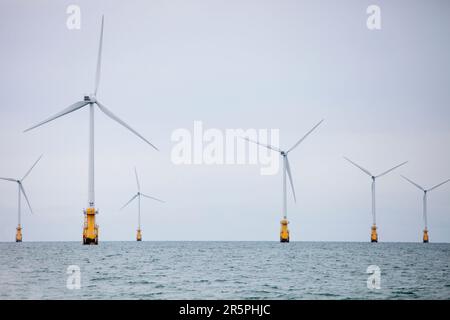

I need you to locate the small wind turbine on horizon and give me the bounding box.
[243,119,324,243]
[121,168,164,241]
[24,16,158,245]
[401,175,450,243]
[344,157,408,242]
[0,155,43,242]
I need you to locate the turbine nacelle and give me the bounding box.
[84,95,97,103]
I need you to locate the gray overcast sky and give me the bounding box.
[1,0,449,242]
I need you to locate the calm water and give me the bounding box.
[0,242,449,299]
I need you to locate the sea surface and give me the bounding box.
[0,242,449,299]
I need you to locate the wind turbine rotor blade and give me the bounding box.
[287,119,324,153]
[24,101,89,132]
[343,157,372,177]
[141,193,165,203]
[0,177,17,182]
[429,178,450,192]
[285,157,297,202]
[134,167,140,192]
[400,175,424,191]
[19,184,33,215]
[376,161,408,178]
[95,101,159,151]
[240,136,280,153]
[120,194,138,210]
[22,154,43,181]
[94,15,104,96]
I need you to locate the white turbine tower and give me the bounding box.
[401,175,450,243]
[121,168,164,241]
[0,155,43,242]
[24,16,158,245]
[244,119,324,242]
[344,157,407,242]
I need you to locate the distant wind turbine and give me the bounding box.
[121,168,164,241]
[344,157,408,242]
[0,155,43,242]
[401,175,450,243]
[24,16,158,245]
[244,119,324,242]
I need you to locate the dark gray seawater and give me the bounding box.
[0,242,449,299]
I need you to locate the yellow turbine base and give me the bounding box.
[16,226,22,243]
[83,207,98,245]
[371,225,378,243]
[280,219,290,243]
[423,230,429,243]
[136,229,142,241]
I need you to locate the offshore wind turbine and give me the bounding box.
[121,168,164,241]
[401,175,450,243]
[24,16,158,245]
[0,155,42,242]
[344,157,407,242]
[244,119,324,242]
